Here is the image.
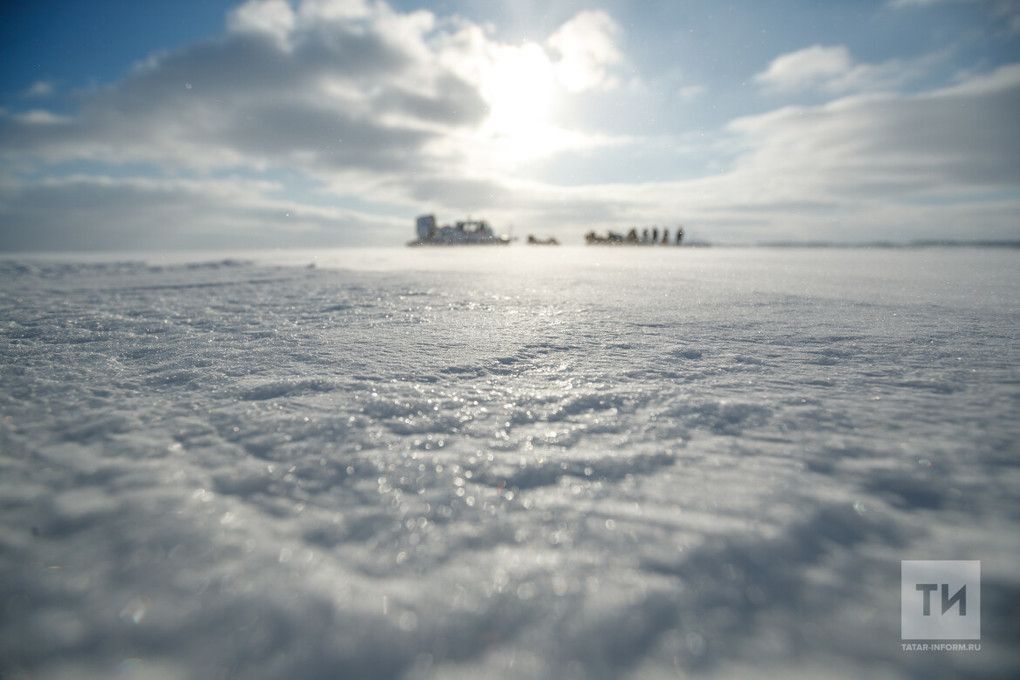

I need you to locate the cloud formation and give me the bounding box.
[22,81,55,99]
[657,64,1020,240]
[755,45,854,92]
[3,1,487,177]
[0,0,1017,249]
[0,0,636,250]
[547,10,622,93]
[754,44,932,94]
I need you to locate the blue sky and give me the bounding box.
[1,0,1018,249]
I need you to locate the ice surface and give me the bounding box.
[1,247,1018,679]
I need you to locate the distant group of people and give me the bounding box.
[585,226,685,245]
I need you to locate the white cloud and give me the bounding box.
[755,44,934,94]
[755,45,853,91]
[547,10,622,93]
[23,81,55,99]
[635,63,1020,241]
[1,1,624,185]
[736,63,1020,190]
[2,1,488,180]
[227,0,296,46]
[678,84,706,100]
[297,0,369,22]
[12,110,69,125]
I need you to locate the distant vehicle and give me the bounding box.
[408,214,512,246]
[585,225,691,246]
[585,230,625,244]
[527,234,560,245]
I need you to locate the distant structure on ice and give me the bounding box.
[408,214,512,246]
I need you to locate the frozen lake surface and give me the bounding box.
[1,247,1018,679]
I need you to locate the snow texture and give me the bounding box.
[1,247,1018,679]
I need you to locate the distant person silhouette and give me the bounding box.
[652,227,659,242]
[642,228,649,243]
[662,228,670,244]
[676,227,684,245]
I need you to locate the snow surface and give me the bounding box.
[1,247,1018,679]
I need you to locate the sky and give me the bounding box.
[1,0,1019,249]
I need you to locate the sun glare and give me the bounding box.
[480,43,557,160]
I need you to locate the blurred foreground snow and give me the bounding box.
[1,247,1018,679]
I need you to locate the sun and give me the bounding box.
[480,43,558,160]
